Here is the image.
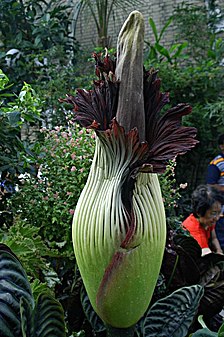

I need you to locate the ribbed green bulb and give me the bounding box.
[72,136,166,327]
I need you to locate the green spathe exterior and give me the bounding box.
[73,135,166,327]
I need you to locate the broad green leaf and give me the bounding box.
[34,36,41,47]
[218,321,224,336]
[80,286,106,332]
[143,285,204,337]
[0,92,14,97]
[155,43,171,62]
[0,245,34,337]
[207,50,216,59]
[20,297,33,337]
[7,110,21,127]
[199,264,224,318]
[148,46,157,61]
[173,234,201,284]
[149,18,158,41]
[191,328,217,336]
[0,69,9,89]
[33,293,66,337]
[170,42,188,58]
[158,16,173,42]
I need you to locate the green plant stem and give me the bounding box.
[106,325,135,337]
[167,254,179,289]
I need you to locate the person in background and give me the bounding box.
[182,185,224,256]
[206,134,224,249]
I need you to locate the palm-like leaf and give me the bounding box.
[71,0,142,47]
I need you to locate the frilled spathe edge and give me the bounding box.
[60,54,198,174]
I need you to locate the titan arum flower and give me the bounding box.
[61,10,198,332]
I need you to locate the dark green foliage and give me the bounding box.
[218,324,224,337]
[31,47,94,126]
[80,286,105,333]
[106,325,135,337]
[141,285,204,337]
[0,0,78,74]
[204,100,224,129]
[161,231,224,332]
[73,0,142,48]
[191,328,218,336]
[190,317,224,337]
[198,263,224,319]
[145,16,187,65]
[79,282,205,337]
[31,293,66,337]
[0,244,34,337]
[161,233,201,292]
[0,0,90,126]
[144,4,224,198]
[174,3,224,62]
[172,235,201,285]
[0,244,66,337]
[10,124,95,248]
[0,219,58,279]
[0,71,42,180]
[5,124,95,334]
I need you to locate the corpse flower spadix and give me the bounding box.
[61,11,198,329]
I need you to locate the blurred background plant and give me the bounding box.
[0,218,58,286]
[145,16,188,65]
[158,159,181,213]
[0,0,93,127]
[71,0,142,48]
[10,122,95,250]
[0,69,42,208]
[144,2,224,213]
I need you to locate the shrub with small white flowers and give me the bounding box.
[10,122,95,250]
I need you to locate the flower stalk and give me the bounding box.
[106,324,135,337]
[61,9,198,333]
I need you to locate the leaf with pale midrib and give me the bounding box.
[80,286,106,332]
[142,285,204,337]
[0,247,34,337]
[32,293,66,337]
